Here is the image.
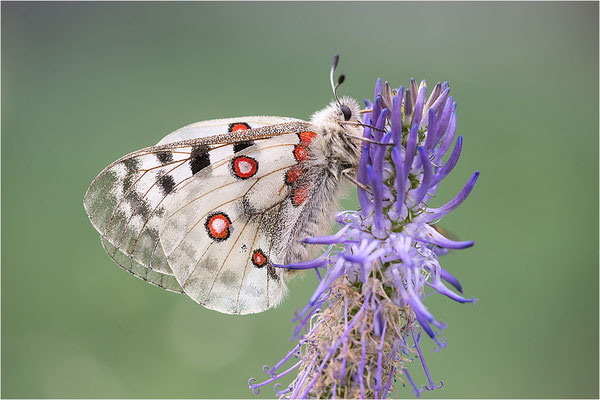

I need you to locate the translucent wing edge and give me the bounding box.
[101,237,183,293]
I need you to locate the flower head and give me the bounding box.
[250,78,479,398]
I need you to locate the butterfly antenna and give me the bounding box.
[330,54,345,106]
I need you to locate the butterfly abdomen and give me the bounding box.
[281,169,351,266]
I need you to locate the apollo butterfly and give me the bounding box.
[83,55,365,314]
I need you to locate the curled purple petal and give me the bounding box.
[391,147,406,218]
[404,88,413,123]
[415,171,480,223]
[367,164,384,235]
[432,97,453,149]
[426,281,476,304]
[415,224,474,249]
[423,108,438,151]
[274,383,292,396]
[410,146,433,206]
[403,368,424,398]
[431,135,463,186]
[412,86,427,129]
[404,122,419,179]
[423,264,463,293]
[357,145,372,217]
[410,78,418,106]
[374,77,382,100]
[272,257,328,270]
[372,95,382,134]
[424,82,442,112]
[372,109,389,167]
[382,81,393,110]
[391,91,403,145]
[302,225,352,244]
[412,327,444,392]
[430,87,450,115]
[433,111,457,163]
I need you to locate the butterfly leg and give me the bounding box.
[341,168,373,195]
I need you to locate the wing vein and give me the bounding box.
[234,213,267,310]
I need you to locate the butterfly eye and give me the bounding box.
[340,105,352,121]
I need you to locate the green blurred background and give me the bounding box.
[2,2,598,398]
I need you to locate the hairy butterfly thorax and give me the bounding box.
[278,98,363,264]
[310,97,363,173]
[84,54,367,314]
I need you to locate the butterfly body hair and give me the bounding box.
[277,98,363,266]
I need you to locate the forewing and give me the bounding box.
[84,146,192,275]
[84,118,310,283]
[159,127,316,314]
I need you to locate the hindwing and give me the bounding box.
[159,129,317,314]
[101,237,183,293]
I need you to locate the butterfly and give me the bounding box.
[83,55,366,314]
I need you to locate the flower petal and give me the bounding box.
[415,171,480,223]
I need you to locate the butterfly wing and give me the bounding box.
[158,126,319,314]
[84,117,309,297]
[101,237,183,293]
[84,145,192,276]
[156,116,302,145]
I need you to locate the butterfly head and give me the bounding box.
[310,97,363,170]
[311,96,361,129]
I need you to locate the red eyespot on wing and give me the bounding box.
[252,249,268,268]
[228,122,251,133]
[298,131,317,146]
[292,185,310,207]
[293,145,309,162]
[205,212,232,241]
[285,165,305,186]
[231,156,258,179]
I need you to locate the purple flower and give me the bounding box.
[249,78,479,398]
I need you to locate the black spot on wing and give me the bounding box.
[233,142,254,153]
[158,174,176,195]
[123,158,140,174]
[190,145,211,175]
[156,151,173,164]
[122,174,135,191]
[125,189,150,219]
